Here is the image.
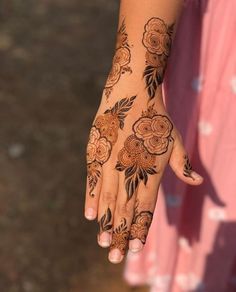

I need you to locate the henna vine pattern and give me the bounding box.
[116,105,173,200]
[130,202,153,244]
[87,96,136,197]
[99,207,112,233]
[142,17,174,100]
[110,218,129,255]
[104,20,132,99]
[183,154,195,180]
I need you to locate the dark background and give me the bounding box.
[0,1,147,291]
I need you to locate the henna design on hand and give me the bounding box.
[130,201,153,244]
[87,96,136,197]
[99,207,112,233]
[142,17,174,100]
[110,218,129,255]
[116,105,173,200]
[183,154,195,180]
[104,19,132,99]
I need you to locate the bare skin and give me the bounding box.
[84,0,204,264]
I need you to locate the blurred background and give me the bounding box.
[0,0,148,291]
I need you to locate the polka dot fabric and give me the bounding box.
[125,1,236,291]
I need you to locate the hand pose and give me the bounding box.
[84,0,203,264]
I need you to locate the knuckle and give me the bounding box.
[117,202,133,218]
[102,191,116,204]
[138,201,154,211]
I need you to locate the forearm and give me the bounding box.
[105,0,183,101]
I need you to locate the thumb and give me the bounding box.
[169,131,204,185]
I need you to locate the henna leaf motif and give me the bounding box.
[99,207,112,232]
[144,66,163,99]
[183,155,194,179]
[105,95,136,129]
[116,107,173,201]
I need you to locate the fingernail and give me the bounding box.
[109,249,123,264]
[99,232,111,248]
[191,171,203,181]
[129,239,143,253]
[85,208,95,220]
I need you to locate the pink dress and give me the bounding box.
[124,0,236,291]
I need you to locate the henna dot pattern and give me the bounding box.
[104,19,132,99]
[87,96,136,197]
[142,17,174,100]
[116,105,173,200]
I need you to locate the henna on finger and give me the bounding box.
[116,104,173,201]
[183,154,195,180]
[129,201,153,244]
[142,17,174,100]
[86,96,136,197]
[110,218,129,255]
[105,19,132,99]
[98,207,113,233]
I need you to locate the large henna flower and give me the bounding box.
[151,115,173,138]
[133,115,172,154]
[87,126,111,164]
[96,137,112,163]
[137,150,155,169]
[143,17,171,56]
[144,136,169,155]
[113,47,131,67]
[95,113,120,144]
[118,148,136,168]
[124,135,145,154]
[105,62,121,88]
[133,117,153,139]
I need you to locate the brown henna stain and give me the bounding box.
[142,17,174,100]
[116,105,173,200]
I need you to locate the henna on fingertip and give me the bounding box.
[110,218,129,255]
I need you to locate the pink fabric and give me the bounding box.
[124,1,236,291]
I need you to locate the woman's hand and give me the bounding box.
[84,86,203,264]
[84,0,203,264]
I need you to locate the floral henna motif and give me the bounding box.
[116,105,173,200]
[183,154,195,180]
[99,207,112,233]
[87,96,136,197]
[110,218,129,255]
[104,20,132,99]
[130,203,153,244]
[142,17,174,100]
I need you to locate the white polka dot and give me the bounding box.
[230,76,236,94]
[230,276,236,286]
[198,120,213,136]
[126,250,140,261]
[147,252,158,262]
[150,275,172,292]
[208,207,226,222]
[179,237,192,253]
[126,273,143,283]
[166,194,182,208]
[192,76,203,92]
[176,273,204,291]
